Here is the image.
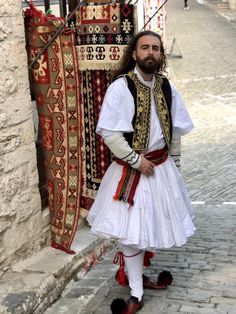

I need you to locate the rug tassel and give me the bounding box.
[51,242,76,254]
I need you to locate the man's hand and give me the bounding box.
[138,154,155,176]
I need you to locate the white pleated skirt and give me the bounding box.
[87,155,196,250]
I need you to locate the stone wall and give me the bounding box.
[228,0,236,10]
[0,0,50,273]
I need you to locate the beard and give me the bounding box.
[136,56,161,74]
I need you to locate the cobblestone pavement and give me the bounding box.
[165,0,236,204]
[45,1,236,313]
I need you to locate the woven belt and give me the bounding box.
[113,146,168,206]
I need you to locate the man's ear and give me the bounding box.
[132,51,136,61]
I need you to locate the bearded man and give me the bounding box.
[87,30,196,314]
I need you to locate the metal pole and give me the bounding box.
[141,0,168,31]
[68,0,79,12]
[59,0,67,17]
[44,0,50,12]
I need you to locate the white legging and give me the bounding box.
[122,245,145,301]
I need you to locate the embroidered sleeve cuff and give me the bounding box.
[127,152,142,169]
[171,155,181,168]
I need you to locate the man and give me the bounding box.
[87,30,196,314]
[184,0,190,10]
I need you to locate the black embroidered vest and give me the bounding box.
[122,72,172,151]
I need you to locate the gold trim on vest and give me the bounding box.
[125,72,171,150]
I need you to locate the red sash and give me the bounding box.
[113,146,168,206]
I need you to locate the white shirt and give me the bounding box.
[96,68,193,151]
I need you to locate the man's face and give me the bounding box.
[132,35,162,74]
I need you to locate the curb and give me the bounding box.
[0,226,116,314]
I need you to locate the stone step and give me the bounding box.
[217,3,230,11]
[0,226,116,314]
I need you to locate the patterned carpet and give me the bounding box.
[25,4,82,253]
[24,2,137,253]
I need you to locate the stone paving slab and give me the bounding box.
[165,0,236,204]
[45,204,236,314]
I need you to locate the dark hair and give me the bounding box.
[111,30,167,81]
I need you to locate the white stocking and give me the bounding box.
[122,245,144,301]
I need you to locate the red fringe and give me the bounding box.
[113,165,128,201]
[127,171,141,206]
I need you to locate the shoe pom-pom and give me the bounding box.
[110,298,128,314]
[157,270,173,286]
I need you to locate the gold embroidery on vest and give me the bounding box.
[126,72,171,151]
[153,77,171,146]
[127,72,151,150]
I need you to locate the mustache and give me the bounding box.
[144,56,156,62]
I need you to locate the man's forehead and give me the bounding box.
[137,35,161,46]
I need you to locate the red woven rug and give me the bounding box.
[75,2,137,216]
[25,4,82,254]
[24,2,138,253]
[76,4,137,217]
[143,0,166,40]
[79,69,111,217]
[75,2,137,70]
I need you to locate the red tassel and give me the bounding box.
[115,266,129,287]
[113,251,128,287]
[51,242,75,255]
[143,251,154,267]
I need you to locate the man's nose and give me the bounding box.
[148,47,154,55]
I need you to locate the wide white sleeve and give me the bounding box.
[100,129,142,169]
[96,78,135,136]
[169,136,181,169]
[171,83,194,138]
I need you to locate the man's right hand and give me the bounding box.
[138,154,155,177]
